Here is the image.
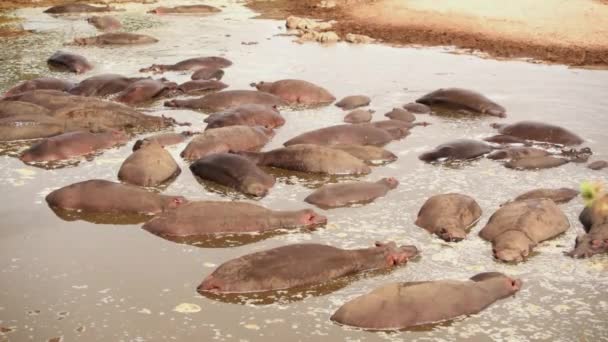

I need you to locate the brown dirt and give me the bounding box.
[246,0,608,67]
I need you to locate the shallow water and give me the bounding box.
[1,1,608,341]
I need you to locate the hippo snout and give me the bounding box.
[438,227,466,242]
[494,248,525,263]
[302,210,327,226]
[164,100,178,107]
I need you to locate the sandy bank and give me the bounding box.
[247,0,608,67]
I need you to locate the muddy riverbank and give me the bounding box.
[247,0,608,67]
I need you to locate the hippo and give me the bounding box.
[73,33,158,46]
[181,126,273,161]
[164,90,286,112]
[177,80,228,94]
[504,156,568,170]
[366,120,415,140]
[114,79,177,105]
[419,139,493,162]
[118,142,181,187]
[44,4,117,14]
[304,178,398,209]
[284,124,393,147]
[330,272,521,330]
[331,144,397,165]
[147,5,221,15]
[20,130,128,163]
[491,121,584,145]
[479,199,570,263]
[344,109,373,123]
[483,134,531,145]
[403,102,430,114]
[46,179,186,216]
[560,147,592,163]
[2,77,74,97]
[198,242,418,294]
[5,90,177,133]
[133,131,194,151]
[204,104,285,130]
[416,88,506,117]
[588,160,608,170]
[140,57,232,74]
[0,100,51,118]
[487,146,549,160]
[569,195,608,258]
[69,74,147,97]
[190,153,275,197]
[47,51,93,74]
[142,201,327,237]
[415,193,482,242]
[191,67,224,81]
[250,79,335,106]
[238,144,371,175]
[87,15,122,31]
[384,108,415,122]
[510,188,579,204]
[335,95,370,110]
[0,114,65,141]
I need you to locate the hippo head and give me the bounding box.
[568,230,608,259]
[436,225,467,242]
[139,64,165,74]
[163,99,180,108]
[249,81,273,92]
[243,181,270,198]
[419,146,452,162]
[147,7,168,14]
[375,241,419,266]
[487,149,509,160]
[379,177,399,190]
[492,231,535,263]
[295,209,327,228]
[73,37,89,45]
[470,272,522,298]
[161,196,187,211]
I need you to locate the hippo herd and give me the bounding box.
[1,2,607,332]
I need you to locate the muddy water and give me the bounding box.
[1,1,607,341]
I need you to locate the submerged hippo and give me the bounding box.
[344,109,373,123]
[140,56,232,74]
[191,67,224,81]
[486,147,549,160]
[147,5,221,15]
[47,51,93,74]
[238,144,371,175]
[87,15,122,31]
[0,114,65,141]
[181,126,273,161]
[510,188,579,204]
[190,153,275,197]
[69,74,146,97]
[331,144,397,165]
[419,139,493,162]
[142,201,327,236]
[384,108,415,122]
[304,178,398,209]
[204,104,285,130]
[3,77,74,97]
[20,130,128,163]
[284,124,393,147]
[118,142,181,187]
[133,131,194,151]
[165,90,286,112]
[330,272,521,330]
[199,242,418,294]
[251,79,335,106]
[403,102,430,114]
[504,156,568,170]
[46,179,186,216]
[415,193,482,242]
[416,88,506,117]
[115,79,177,105]
[479,199,570,263]
[73,33,158,46]
[44,4,117,14]
[491,121,584,145]
[335,95,370,110]
[177,80,228,94]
